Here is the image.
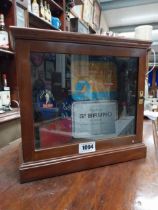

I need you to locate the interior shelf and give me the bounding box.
[29,12,60,30]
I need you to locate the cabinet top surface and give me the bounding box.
[9,27,152,49]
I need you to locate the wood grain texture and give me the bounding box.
[10,26,151,49]
[0,119,157,210]
[19,142,146,183]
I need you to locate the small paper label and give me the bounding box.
[79,141,96,154]
[72,101,116,138]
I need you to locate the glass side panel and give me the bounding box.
[30,53,138,149]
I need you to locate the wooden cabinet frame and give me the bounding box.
[10,27,151,183]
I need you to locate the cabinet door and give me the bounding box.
[15,38,146,162]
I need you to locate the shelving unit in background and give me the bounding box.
[0,0,67,147]
[69,0,98,34]
[0,0,66,112]
[29,11,61,30]
[29,0,66,30]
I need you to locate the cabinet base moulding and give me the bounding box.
[19,143,146,183]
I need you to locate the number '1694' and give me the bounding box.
[79,142,96,154]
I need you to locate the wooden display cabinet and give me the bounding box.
[10,27,151,183]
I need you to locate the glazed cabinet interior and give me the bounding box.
[10,27,151,182]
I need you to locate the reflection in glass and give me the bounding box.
[30,53,138,149]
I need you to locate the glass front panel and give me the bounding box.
[30,53,138,149]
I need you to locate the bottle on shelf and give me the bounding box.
[47,4,52,23]
[32,0,40,17]
[0,13,9,49]
[120,102,127,118]
[1,73,11,111]
[2,74,7,88]
[44,1,48,21]
[39,0,45,19]
[2,73,10,91]
[28,0,32,12]
[46,3,49,22]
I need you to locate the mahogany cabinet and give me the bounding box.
[10,27,151,183]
